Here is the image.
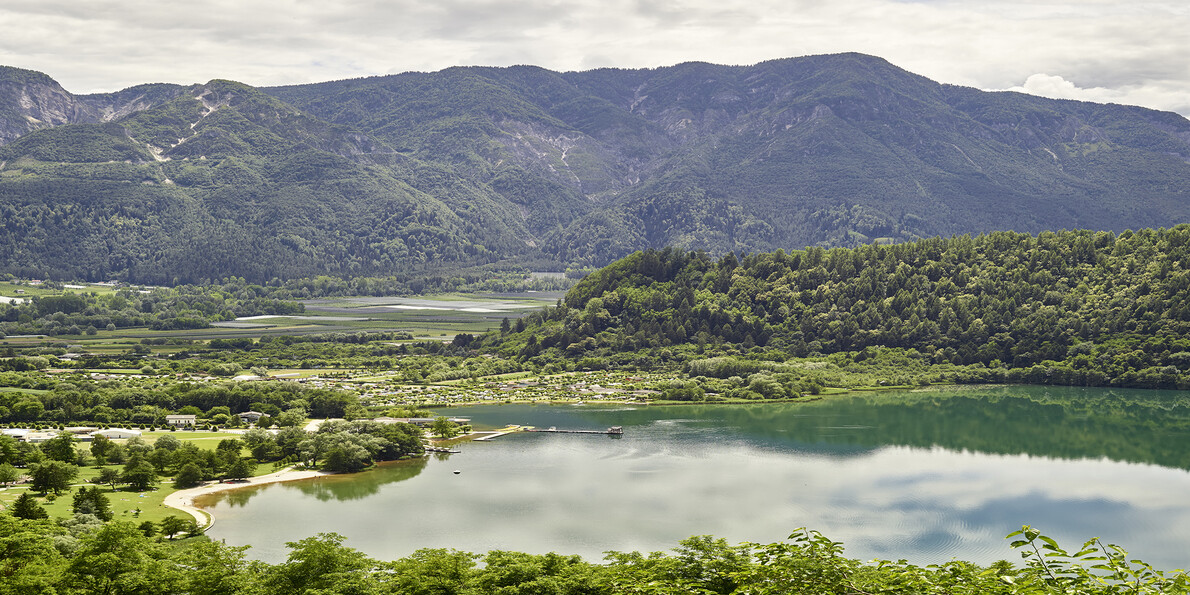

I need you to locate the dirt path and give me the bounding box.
[163,467,334,528]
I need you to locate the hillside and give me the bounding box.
[2,54,1190,282]
[483,227,1190,391]
[270,53,1190,264]
[0,80,541,283]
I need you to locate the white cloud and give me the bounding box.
[0,0,1187,116]
[998,74,1190,116]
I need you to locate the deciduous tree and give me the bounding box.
[29,460,77,495]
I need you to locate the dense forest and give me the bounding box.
[484,227,1190,390]
[0,517,1185,594]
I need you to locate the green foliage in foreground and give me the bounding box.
[0,515,1185,594]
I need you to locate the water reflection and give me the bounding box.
[292,458,428,502]
[198,458,427,507]
[199,387,1190,569]
[448,385,1190,468]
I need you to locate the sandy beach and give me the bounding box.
[163,466,335,528]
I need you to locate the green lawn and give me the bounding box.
[1,475,179,525]
[1,453,285,526]
[0,386,50,394]
[141,430,248,449]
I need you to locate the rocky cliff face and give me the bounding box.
[0,66,95,145]
[77,83,186,124]
[0,67,182,147]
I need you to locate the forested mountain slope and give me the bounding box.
[2,54,1190,282]
[271,53,1190,265]
[0,79,540,283]
[485,227,1190,389]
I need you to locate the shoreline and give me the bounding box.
[163,466,336,529]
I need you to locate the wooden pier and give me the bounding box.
[526,426,623,435]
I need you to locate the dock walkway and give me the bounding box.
[526,426,623,435]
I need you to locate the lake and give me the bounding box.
[198,385,1190,569]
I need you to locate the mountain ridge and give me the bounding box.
[1,53,1188,282]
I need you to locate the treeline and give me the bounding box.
[2,423,424,490]
[269,270,575,298]
[484,227,1190,390]
[0,280,303,337]
[0,270,571,338]
[0,379,361,426]
[1,432,262,494]
[0,518,1185,594]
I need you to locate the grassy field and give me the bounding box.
[0,386,49,394]
[0,430,284,525]
[1,469,181,525]
[11,292,563,354]
[0,281,116,299]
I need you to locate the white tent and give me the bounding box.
[89,428,143,439]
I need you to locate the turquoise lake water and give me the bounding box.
[199,385,1190,568]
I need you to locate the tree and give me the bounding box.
[0,462,18,486]
[373,422,426,460]
[10,492,48,520]
[0,435,18,465]
[173,463,204,489]
[176,540,255,595]
[154,434,181,452]
[216,439,243,467]
[159,515,189,540]
[342,403,368,421]
[29,460,78,495]
[243,428,278,460]
[122,455,158,492]
[431,416,459,439]
[0,513,63,594]
[138,520,156,538]
[265,533,379,594]
[389,548,479,595]
[321,444,370,473]
[66,521,179,593]
[41,432,77,463]
[106,443,127,465]
[71,486,113,521]
[241,428,273,451]
[275,426,307,459]
[225,458,254,481]
[95,467,122,491]
[90,434,113,466]
[275,408,307,428]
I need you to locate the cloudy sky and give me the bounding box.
[3,0,1188,115]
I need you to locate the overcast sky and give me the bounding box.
[3,0,1188,115]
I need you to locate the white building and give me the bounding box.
[165,414,198,427]
[89,428,143,439]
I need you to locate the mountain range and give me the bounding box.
[1,53,1189,283]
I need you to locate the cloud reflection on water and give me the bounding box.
[203,438,1190,569]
